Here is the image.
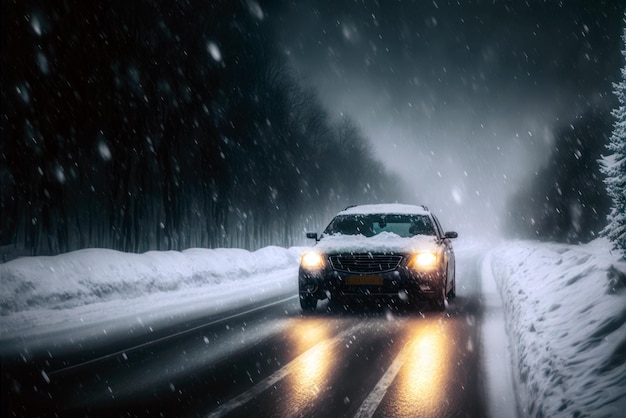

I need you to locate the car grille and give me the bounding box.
[329,254,403,273]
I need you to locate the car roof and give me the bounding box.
[337,204,431,216]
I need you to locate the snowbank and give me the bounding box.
[0,246,303,347]
[489,238,626,417]
[0,247,299,315]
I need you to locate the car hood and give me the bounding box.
[312,232,440,254]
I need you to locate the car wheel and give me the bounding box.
[433,282,447,311]
[300,294,317,312]
[329,293,346,310]
[447,276,456,299]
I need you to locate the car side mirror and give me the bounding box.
[306,232,319,241]
[444,231,458,239]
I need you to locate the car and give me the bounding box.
[298,203,458,312]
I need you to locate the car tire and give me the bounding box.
[329,293,347,311]
[447,277,456,299]
[433,281,447,311]
[300,294,317,312]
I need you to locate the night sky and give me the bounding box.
[269,0,624,234]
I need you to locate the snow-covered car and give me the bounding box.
[298,204,458,311]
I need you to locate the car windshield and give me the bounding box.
[323,214,435,238]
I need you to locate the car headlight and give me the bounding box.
[301,251,325,269]
[410,252,438,269]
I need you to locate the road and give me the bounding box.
[2,251,490,417]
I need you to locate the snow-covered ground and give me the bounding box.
[488,238,626,417]
[0,246,302,353]
[1,239,625,417]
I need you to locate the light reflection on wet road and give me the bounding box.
[2,252,488,417]
[221,308,484,418]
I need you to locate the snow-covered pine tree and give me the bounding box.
[601,22,626,256]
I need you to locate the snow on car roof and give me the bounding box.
[338,203,430,216]
[314,232,438,254]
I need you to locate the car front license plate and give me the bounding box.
[346,275,383,285]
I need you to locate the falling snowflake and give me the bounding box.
[451,188,462,204]
[36,52,49,75]
[208,42,222,62]
[54,165,66,184]
[98,140,112,161]
[31,15,42,36]
[247,0,264,20]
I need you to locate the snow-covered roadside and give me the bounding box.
[0,246,303,354]
[489,238,626,417]
[481,250,518,418]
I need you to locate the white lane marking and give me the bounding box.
[48,296,297,377]
[206,324,361,418]
[353,350,405,418]
[353,328,422,418]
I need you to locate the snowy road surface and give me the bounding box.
[1,247,504,417]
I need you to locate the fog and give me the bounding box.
[271,0,623,236]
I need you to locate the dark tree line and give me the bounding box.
[1,0,403,257]
[504,108,612,243]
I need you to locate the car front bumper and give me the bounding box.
[298,265,444,303]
